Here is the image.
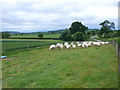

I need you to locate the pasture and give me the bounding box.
[11,34,60,38]
[1,39,63,55]
[43,34,60,38]
[2,44,118,88]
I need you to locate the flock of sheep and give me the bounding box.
[49,41,110,50]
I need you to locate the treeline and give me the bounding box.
[60,20,119,41]
[43,30,65,34]
[0,32,11,39]
[60,21,89,41]
[1,20,119,40]
[15,30,65,35]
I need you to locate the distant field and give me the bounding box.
[44,34,60,38]
[11,34,38,38]
[1,39,61,42]
[11,34,61,38]
[2,44,118,88]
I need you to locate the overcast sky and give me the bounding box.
[0,0,118,32]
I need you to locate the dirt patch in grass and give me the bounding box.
[0,58,14,61]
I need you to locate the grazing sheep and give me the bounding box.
[65,45,71,49]
[64,42,69,48]
[49,40,109,50]
[83,42,88,45]
[97,42,101,46]
[100,42,105,45]
[64,42,68,45]
[78,44,82,47]
[84,43,89,47]
[72,44,76,49]
[93,42,101,47]
[81,44,85,48]
[70,42,74,46]
[88,42,92,47]
[105,42,109,44]
[49,44,56,50]
[56,43,64,50]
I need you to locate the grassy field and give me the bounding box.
[1,39,63,55]
[11,34,61,38]
[11,34,38,38]
[1,39,61,42]
[2,44,118,88]
[44,34,60,38]
[99,37,119,42]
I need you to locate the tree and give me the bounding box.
[91,31,96,36]
[38,33,43,38]
[60,21,88,41]
[85,32,91,40]
[98,31,103,38]
[69,21,88,34]
[2,32,11,39]
[60,30,71,41]
[72,32,85,41]
[114,32,118,37]
[106,32,115,38]
[100,20,115,38]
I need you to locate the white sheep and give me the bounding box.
[64,42,69,48]
[93,42,101,46]
[81,44,85,48]
[64,42,68,45]
[72,44,76,49]
[84,43,89,47]
[88,42,92,47]
[49,44,56,50]
[100,42,105,45]
[78,44,82,47]
[56,43,64,50]
[83,42,88,45]
[65,44,71,49]
[105,42,109,44]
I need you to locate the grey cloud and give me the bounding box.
[1,0,118,32]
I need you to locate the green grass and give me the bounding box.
[99,37,120,47]
[44,34,60,38]
[1,39,63,55]
[1,39,60,41]
[98,37,119,42]
[2,44,118,88]
[11,34,38,38]
[11,34,61,38]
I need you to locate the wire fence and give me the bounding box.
[109,41,119,57]
[109,40,120,73]
[2,40,63,55]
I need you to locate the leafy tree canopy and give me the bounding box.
[38,33,43,38]
[69,21,88,34]
[2,32,11,39]
[72,32,85,41]
[100,20,115,38]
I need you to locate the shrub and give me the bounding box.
[72,32,85,41]
[106,32,115,38]
[114,32,118,37]
[60,30,71,41]
[38,33,43,38]
[2,32,11,39]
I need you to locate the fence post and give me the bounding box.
[110,40,119,57]
[115,42,118,56]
